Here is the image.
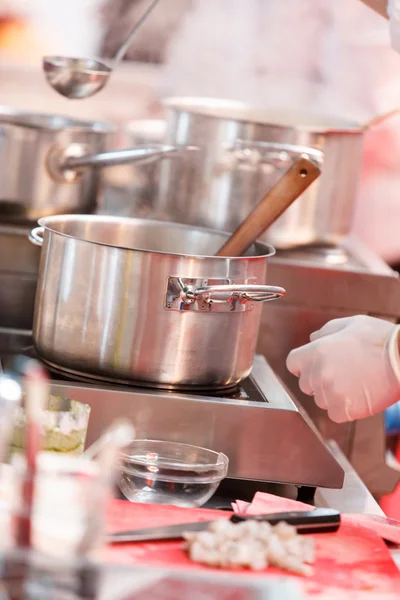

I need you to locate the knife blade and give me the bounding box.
[107,507,340,543]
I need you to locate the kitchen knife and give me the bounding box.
[108,507,340,543]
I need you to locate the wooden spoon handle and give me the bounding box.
[358,0,388,19]
[216,157,321,257]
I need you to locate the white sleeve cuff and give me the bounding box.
[387,323,400,384]
[388,0,400,53]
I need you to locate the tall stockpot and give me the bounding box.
[102,119,168,218]
[29,215,285,389]
[0,107,189,223]
[155,97,372,248]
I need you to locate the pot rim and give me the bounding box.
[163,97,363,134]
[36,215,276,261]
[0,105,115,134]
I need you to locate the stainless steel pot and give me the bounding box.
[153,98,369,248]
[102,119,168,218]
[29,215,285,389]
[0,107,189,223]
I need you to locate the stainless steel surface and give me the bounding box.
[0,273,38,330]
[0,225,41,275]
[0,107,112,222]
[43,57,111,99]
[31,216,284,389]
[47,356,344,489]
[350,413,400,497]
[165,278,284,312]
[316,442,400,568]
[316,441,387,514]
[216,156,321,257]
[0,225,41,329]
[0,327,32,354]
[153,98,364,248]
[47,143,196,182]
[101,119,168,219]
[0,107,188,223]
[42,0,160,99]
[60,145,185,171]
[257,236,400,495]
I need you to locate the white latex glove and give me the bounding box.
[286,315,400,423]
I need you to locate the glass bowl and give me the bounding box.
[118,440,229,508]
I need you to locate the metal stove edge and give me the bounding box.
[48,356,345,490]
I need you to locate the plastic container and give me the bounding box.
[118,440,229,508]
[11,396,91,455]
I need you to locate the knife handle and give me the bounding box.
[230,508,340,534]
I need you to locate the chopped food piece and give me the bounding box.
[184,519,315,575]
[11,396,90,455]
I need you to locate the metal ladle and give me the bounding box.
[43,0,160,100]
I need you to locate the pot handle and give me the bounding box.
[61,145,196,170]
[47,143,198,182]
[29,226,44,247]
[184,284,286,304]
[223,140,324,171]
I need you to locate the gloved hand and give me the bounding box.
[286,315,400,423]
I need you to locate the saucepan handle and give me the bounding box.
[222,140,324,172]
[46,143,198,183]
[184,284,286,304]
[61,145,195,170]
[29,226,44,247]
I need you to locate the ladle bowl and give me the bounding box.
[43,57,111,100]
[43,0,160,100]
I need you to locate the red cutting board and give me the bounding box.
[104,499,400,599]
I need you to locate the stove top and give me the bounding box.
[0,327,344,491]
[47,356,344,490]
[273,236,396,275]
[0,336,263,403]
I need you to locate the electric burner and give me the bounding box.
[44,364,254,400]
[0,343,257,401]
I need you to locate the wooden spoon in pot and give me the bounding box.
[358,0,387,19]
[216,156,321,257]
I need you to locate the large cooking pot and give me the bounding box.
[152,97,376,248]
[0,107,189,223]
[102,119,168,218]
[29,215,285,389]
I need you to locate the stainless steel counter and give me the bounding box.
[316,441,400,568]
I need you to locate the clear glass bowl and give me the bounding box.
[118,440,229,508]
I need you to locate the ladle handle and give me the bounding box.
[114,0,161,64]
[216,157,321,257]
